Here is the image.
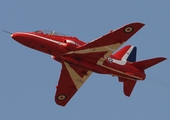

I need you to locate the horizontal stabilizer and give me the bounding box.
[119,77,137,96]
[132,57,167,70]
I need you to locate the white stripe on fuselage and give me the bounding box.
[106,45,134,65]
[17,32,65,45]
[107,57,126,65]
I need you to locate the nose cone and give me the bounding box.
[11,33,22,42]
[11,32,30,46]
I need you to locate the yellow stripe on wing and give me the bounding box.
[63,62,92,90]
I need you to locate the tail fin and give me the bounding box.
[116,46,167,97]
[132,57,167,70]
[119,57,166,97]
[113,45,137,62]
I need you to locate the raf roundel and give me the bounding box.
[58,95,66,101]
[108,57,113,63]
[124,26,133,33]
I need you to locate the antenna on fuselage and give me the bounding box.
[2,30,12,35]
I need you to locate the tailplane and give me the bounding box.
[132,57,167,70]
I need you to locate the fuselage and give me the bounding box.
[11,30,146,81]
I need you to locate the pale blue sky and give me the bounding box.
[1,0,170,120]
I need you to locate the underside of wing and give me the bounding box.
[55,61,92,106]
[63,22,144,64]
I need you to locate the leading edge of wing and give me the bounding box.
[77,22,145,50]
[55,61,92,106]
[65,22,144,59]
[63,22,144,65]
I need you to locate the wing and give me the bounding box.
[64,22,144,64]
[55,61,92,106]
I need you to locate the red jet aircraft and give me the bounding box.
[9,22,166,106]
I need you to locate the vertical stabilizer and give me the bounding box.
[113,45,137,62]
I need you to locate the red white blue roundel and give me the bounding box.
[108,57,113,63]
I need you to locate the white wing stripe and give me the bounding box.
[63,62,92,89]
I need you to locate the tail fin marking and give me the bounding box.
[113,45,137,62]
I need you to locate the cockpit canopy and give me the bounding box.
[35,30,69,36]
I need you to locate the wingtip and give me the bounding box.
[124,93,131,97]
[55,97,67,107]
[129,22,145,27]
[132,22,145,25]
[137,22,145,26]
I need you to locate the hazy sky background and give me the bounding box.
[1,0,170,120]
